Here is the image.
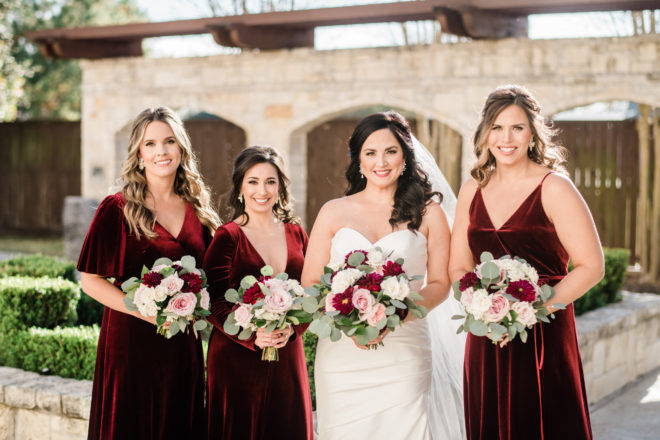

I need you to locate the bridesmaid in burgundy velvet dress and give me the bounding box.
[203,146,314,440]
[449,86,604,440]
[78,107,220,439]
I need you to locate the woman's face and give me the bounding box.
[358,128,406,190]
[486,104,534,166]
[240,162,280,216]
[138,121,182,180]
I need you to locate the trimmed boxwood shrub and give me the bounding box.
[0,276,80,330]
[303,331,318,410]
[0,326,99,380]
[76,291,104,326]
[0,254,77,281]
[573,247,630,316]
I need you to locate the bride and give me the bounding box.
[301,111,466,439]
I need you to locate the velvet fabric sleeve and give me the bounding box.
[203,225,257,351]
[77,193,126,278]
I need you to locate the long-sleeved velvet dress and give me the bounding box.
[77,193,207,440]
[464,173,593,440]
[203,220,314,440]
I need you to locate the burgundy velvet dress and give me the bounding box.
[77,193,207,440]
[203,221,314,440]
[464,174,593,440]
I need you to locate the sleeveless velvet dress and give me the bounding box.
[202,221,314,440]
[77,193,207,440]
[464,174,593,440]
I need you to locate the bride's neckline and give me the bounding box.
[333,226,426,246]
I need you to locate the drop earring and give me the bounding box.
[238,193,244,203]
[138,158,145,170]
[359,167,365,179]
[402,162,407,173]
[528,140,536,152]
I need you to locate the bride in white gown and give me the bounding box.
[301,111,466,440]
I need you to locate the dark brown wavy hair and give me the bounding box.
[345,111,441,231]
[223,146,299,226]
[471,85,568,186]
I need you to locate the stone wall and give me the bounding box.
[79,35,660,224]
[0,292,658,439]
[0,368,91,440]
[578,291,660,403]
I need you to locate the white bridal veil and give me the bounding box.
[412,135,467,440]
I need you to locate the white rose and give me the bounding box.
[381,276,410,301]
[234,304,253,328]
[524,265,539,284]
[153,285,169,302]
[286,279,306,297]
[326,257,344,272]
[138,300,158,317]
[512,301,538,326]
[254,307,278,322]
[465,288,492,320]
[330,268,363,294]
[366,249,386,268]
[199,288,210,310]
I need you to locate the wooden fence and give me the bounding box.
[0,121,81,235]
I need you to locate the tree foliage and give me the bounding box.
[3,0,145,121]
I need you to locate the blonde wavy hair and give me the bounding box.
[120,107,220,239]
[471,85,568,186]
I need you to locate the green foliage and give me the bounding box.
[303,331,318,410]
[0,276,80,330]
[0,254,76,281]
[5,0,146,120]
[573,248,630,316]
[0,325,99,380]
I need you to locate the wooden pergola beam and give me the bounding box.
[25,0,659,59]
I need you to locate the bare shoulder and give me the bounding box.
[424,200,448,222]
[456,178,479,203]
[312,196,352,230]
[543,172,579,199]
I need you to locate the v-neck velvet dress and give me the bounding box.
[203,220,314,440]
[77,193,207,440]
[464,174,592,440]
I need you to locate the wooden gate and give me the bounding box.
[555,120,639,259]
[0,121,81,235]
[184,118,246,219]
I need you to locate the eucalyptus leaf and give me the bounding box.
[288,316,300,325]
[121,277,139,291]
[265,321,278,333]
[469,320,489,336]
[330,327,342,342]
[168,321,180,337]
[308,319,321,334]
[193,320,207,331]
[552,302,566,310]
[259,284,270,296]
[240,275,259,290]
[347,252,366,267]
[238,327,253,340]
[180,255,196,271]
[320,273,333,285]
[325,310,340,317]
[480,251,494,263]
[302,296,319,313]
[304,286,320,297]
[489,323,507,334]
[410,308,423,319]
[347,327,358,336]
[395,258,404,265]
[391,299,406,309]
[376,317,387,330]
[123,295,137,311]
[260,265,274,277]
[408,291,424,302]
[153,257,174,267]
[385,306,396,315]
[357,264,373,273]
[451,280,461,295]
[520,330,528,343]
[456,324,464,334]
[481,261,500,280]
[223,317,240,335]
[355,332,369,346]
[387,314,400,328]
[317,322,332,339]
[451,314,465,320]
[416,305,428,317]
[276,273,288,281]
[364,326,379,341]
[225,288,240,303]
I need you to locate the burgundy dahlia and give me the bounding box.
[172,264,183,271]
[382,260,404,277]
[459,272,478,291]
[181,272,203,293]
[332,287,355,314]
[506,280,536,302]
[357,272,384,292]
[142,271,163,288]
[243,282,265,304]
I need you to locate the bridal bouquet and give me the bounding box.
[223,265,312,361]
[121,256,210,339]
[452,251,564,345]
[304,248,427,349]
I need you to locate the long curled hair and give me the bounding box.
[345,111,441,231]
[223,146,299,226]
[120,107,220,239]
[471,85,568,186]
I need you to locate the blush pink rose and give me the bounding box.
[234,304,253,327]
[264,288,293,314]
[366,303,386,326]
[199,288,210,310]
[460,287,474,307]
[512,301,537,326]
[166,292,197,316]
[325,293,337,312]
[484,293,510,323]
[352,288,375,317]
[161,274,184,295]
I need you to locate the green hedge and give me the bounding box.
[573,247,630,316]
[0,326,99,380]
[0,254,77,281]
[0,276,80,331]
[76,291,104,326]
[303,331,318,410]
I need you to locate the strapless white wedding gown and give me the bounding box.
[315,227,445,439]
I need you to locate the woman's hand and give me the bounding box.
[254,326,293,349]
[351,328,390,350]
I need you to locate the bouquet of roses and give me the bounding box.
[121,255,210,339]
[452,251,565,345]
[223,265,312,361]
[304,248,427,349]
